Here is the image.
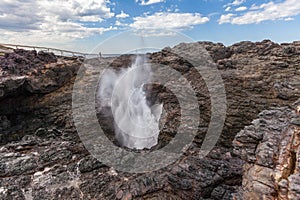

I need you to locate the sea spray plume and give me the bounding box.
[98,55,163,149]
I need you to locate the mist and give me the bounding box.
[97,56,162,149]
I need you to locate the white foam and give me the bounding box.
[98,56,162,149]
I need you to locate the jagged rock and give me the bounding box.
[0,40,299,199]
[0,49,81,99]
[0,49,56,75]
[233,99,300,199]
[198,42,233,62]
[78,155,106,173]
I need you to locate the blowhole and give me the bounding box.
[95,56,181,151]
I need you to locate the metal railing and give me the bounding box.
[0,43,99,58]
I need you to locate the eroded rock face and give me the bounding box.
[233,99,300,199]
[149,40,300,149]
[0,50,81,144]
[0,40,299,199]
[0,49,81,99]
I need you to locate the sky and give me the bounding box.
[0,0,300,53]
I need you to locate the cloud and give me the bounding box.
[0,0,41,31]
[284,17,294,21]
[224,0,245,7]
[225,7,231,12]
[38,0,114,22]
[136,0,165,6]
[116,11,129,18]
[129,12,209,36]
[218,13,236,24]
[115,20,122,26]
[235,6,247,12]
[219,0,300,24]
[115,20,128,27]
[249,4,261,10]
[231,0,246,6]
[0,0,115,45]
[0,26,116,47]
[130,12,209,29]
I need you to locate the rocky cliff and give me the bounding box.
[233,99,300,199]
[0,40,299,199]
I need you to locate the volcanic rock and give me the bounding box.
[233,99,300,199]
[0,40,299,199]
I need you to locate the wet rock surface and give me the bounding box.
[0,40,299,199]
